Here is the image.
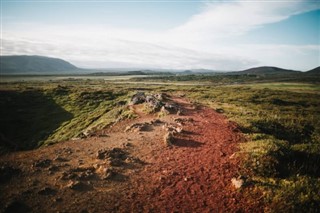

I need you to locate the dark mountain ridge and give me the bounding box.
[234,66,301,75]
[306,66,320,74]
[0,55,79,74]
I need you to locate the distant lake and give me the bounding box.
[0,75,149,82]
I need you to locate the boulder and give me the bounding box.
[145,95,163,111]
[130,92,146,105]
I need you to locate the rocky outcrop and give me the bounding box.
[145,95,162,111]
[130,92,146,105]
[130,92,177,113]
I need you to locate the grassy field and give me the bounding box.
[0,80,138,150]
[182,83,320,212]
[0,78,319,212]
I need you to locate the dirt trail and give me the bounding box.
[0,95,263,213]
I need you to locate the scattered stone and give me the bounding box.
[175,127,183,133]
[82,129,95,138]
[97,165,126,181]
[78,170,95,180]
[164,123,183,134]
[160,106,170,116]
[78,132,87,139]
[219,151,226,157]
[216,108,224,113]
[63,148,73,154]
[0,165,21,184]
[164,132,174,146]
[97,148,126,160]
[67,180,90,191]
[125,122,151,132]
[33,159,52,168]
[108,158,124,167]
[164,103,178,113]
[101,167,117,180]
[174,117,193,123]
[93,164,100,169]
[61,167,96,180]
[54,197,63,203]
[229,153,236,159]
[48,165,59,172]
[98,134,109,138]
[151,119,163,125]
[125,156,143,164]
[154,93,166,101]
[71,137,81,141]
[61,171,78,180]
[37,187,57,196]
[122,142,133,148]
[54,156,68,162]
[231,176,246,189]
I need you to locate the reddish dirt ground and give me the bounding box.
[0,96,264,213]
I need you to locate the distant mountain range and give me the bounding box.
[0,55,319,75]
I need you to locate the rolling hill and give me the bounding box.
[306,66,320,75]
[235,66,300,75]
[0,55,79,74]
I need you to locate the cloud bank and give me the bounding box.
[1,0,319,70]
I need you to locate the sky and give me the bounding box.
[1,0,319,71]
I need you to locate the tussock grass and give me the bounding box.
[182,83,320,212]
[0,80,133,150]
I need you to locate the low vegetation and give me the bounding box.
[183,83,320,212]
[1,76,319,211]
[0,80,135,151]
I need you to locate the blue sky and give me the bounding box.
[1,0,319,70]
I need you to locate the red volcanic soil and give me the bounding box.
[0,95,264,213]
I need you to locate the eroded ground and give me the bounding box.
[0,94,263,213]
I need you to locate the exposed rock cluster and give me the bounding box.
[130,92,179,113]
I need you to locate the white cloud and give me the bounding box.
[1,0,319,70]
[167,0,320,49]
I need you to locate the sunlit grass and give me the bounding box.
[181,83,320,212]
[245,82,320,93]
